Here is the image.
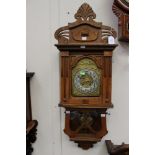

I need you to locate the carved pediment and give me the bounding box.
[112,0,129,17]
[74,3,96,21]
[55,3,117,44]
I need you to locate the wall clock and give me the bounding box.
[112,0,129,42]
[54,3,117,150]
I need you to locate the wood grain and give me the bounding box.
[54,3,117,149]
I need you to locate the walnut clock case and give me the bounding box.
[112,0,129,42]
[54,3,118,150]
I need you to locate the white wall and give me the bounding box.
[26,0,129,155]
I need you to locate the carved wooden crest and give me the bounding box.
[55,3,117,44]
[74,3,96,21]
[112,0,129,17]
[112,0,129,42]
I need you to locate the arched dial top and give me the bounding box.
[72,58,101,97]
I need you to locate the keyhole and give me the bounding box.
[81,33,88,41]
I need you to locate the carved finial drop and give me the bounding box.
[75,3,96,21]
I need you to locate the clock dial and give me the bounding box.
[72,58,101,96]
[74,69,99,94]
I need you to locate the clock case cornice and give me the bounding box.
[55,44,118,51]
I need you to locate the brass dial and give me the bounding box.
[72,58,101,97]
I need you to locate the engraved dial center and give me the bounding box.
[79,71,93,87]
[74,69,99,95]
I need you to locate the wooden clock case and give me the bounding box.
[54,3,118,150]
[112,0,129,42]
[26,72,38,155]
[105,140,129,155]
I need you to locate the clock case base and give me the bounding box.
[64,108,108,150]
